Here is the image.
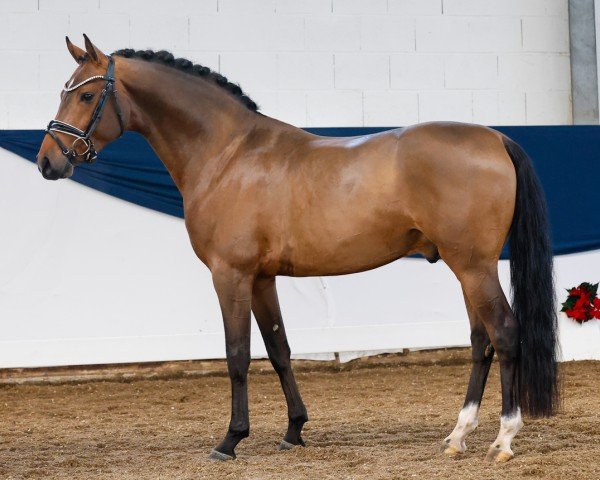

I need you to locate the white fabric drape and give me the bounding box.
[1,148,598,368]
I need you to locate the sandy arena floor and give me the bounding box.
[0,350,598,480]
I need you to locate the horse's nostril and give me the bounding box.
[38,156,48,173]
[39,156,60,180]
[42,157,52,176]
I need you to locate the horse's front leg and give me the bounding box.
[252,276,308,450]
[208,265,254,461]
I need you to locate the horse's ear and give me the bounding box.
[82,33,108,65]
[66,36,87,64]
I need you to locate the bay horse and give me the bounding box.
[36,36,559,462]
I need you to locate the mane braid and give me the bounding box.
[112,49,259,112]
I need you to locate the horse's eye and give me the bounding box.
[80,92,94,102]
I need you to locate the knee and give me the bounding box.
[227,347,250,383]
[229,367,249,384]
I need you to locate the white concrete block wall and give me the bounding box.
[0,0,571,129]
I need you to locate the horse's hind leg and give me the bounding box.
[454,264,522,462]
[252,276,308,450]
[442,289,494,456]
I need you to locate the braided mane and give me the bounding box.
[112,49,258,112]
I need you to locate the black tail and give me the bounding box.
[503,136,559,417]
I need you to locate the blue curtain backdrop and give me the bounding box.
[1,126,599,258]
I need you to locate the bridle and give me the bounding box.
[45,55,125,164]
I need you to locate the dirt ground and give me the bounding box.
[0,350,598,480]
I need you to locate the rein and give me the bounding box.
[45,55,125,164]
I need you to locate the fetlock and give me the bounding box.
[284,412,308,445]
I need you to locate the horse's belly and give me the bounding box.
[285,241,409,277]
[277,215,432,277]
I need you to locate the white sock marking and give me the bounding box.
[490,408,523,456]
[445,402,479,452]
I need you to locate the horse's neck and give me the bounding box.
[119,59,256,194]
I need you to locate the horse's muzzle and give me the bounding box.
[38,155,73,180]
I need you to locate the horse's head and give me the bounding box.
[37,35,126,180]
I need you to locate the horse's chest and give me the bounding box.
[183,202,262,269]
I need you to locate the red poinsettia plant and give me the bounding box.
[561,282,600,323]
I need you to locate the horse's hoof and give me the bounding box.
[439,439,450,453]
[443,444,464,457]
[208,449,236,461]
[485,447,513,463]
[278,440,298,451]
[441,437,465,457]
